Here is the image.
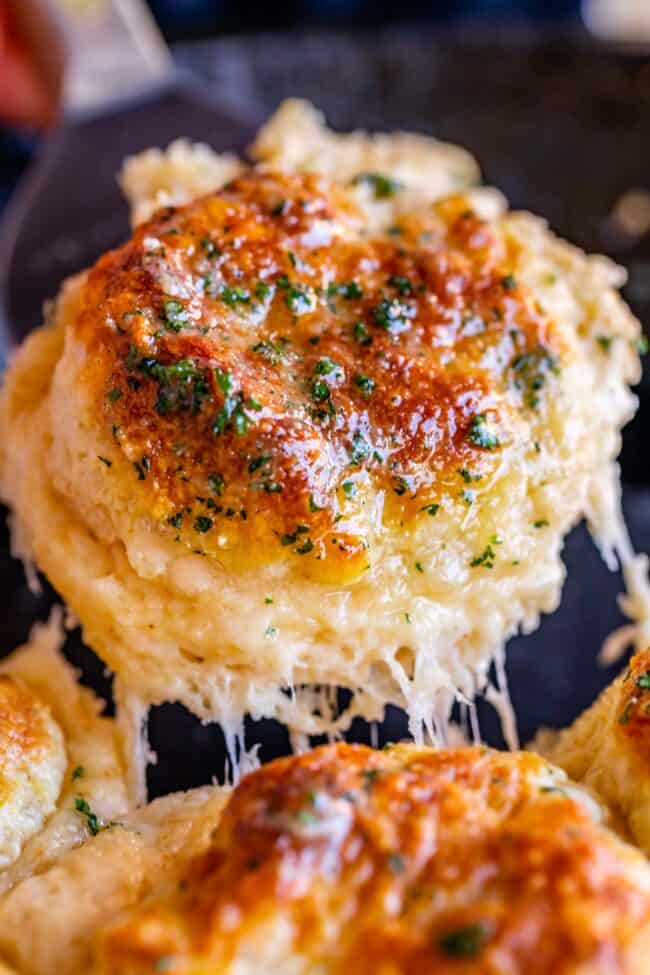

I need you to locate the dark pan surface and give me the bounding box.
[2,28,650,796]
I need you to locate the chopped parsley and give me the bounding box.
[208,472,225,495]
[470,543,498,569]
[511,346,560,409]
[438,922,491,958]
[133,456,150,481]
[533,519,549,529]
[467,413,500,451]
[354,374,376,399]
[349,432,371,465]
[327,281,363,300]
[353,321,372,345]
[254,281,272,301]
[106,388,122,403]
[501,274,517,289]
[372,298,414,335]
[315,357,341,376]
[277,275,311,315]
[97,455,112,468]
[213,367,261,436]
[353,172,403,199]
[248,454,271,473]
[420,503,440,516]
[168,513,183,530]
[311,378,332,402]
[74,796,106,837]
[71,766,85,781]
[638,335,649,356]
[459,468,482,484]
[596,335,613,353]
[194,516,213,533]
[637,671,650,690]
[128,354,210,417]
[162,299,188,332]
[200,238,219,258]
[251,338,288,365]
[342,480,357,499]
[388,275,413,296]
[219,285,250,308]
[415,561,424,573]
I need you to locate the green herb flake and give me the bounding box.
[501,274,517,290]
[353,172,403,199]
[248,454,271,474]
[388,275,413,296]
[106,388,123,403]
[315,357,340,376]
[470,544,497,569]
[438,922,490,958]
[372,298,413,335]
[353,321,372,345]
[194,516,213,534]
[636,671,650,690]
[254,281,272,301]
[200,238,219,258]
[251,339,287,365]
[637,335,649,356]
[264,596,274,605]
[162,299,188,332]
[219,285,250,308]
[327,281,363,300]
[98,455,112,468]
[415,561,424,573]
[349,432,371,465]
[342,481,357,499]
[74,796,102,836]
[354,374,376,399]
[467,413,500,451]
[133,456,150,481]
[420,503,440,517]
[596,335,613,353]
[71,766,85,781]
[208,473,225,496]
[533,519,549,529]
[511,345,560,409]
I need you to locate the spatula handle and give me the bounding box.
[6,0,174,119]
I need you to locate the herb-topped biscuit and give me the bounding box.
[0,101,645,749]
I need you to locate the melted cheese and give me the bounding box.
[0,100,647,787]
[93,744,650,975]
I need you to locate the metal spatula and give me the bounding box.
[0,0,260,348]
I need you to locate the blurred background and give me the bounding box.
[1,0,649,792]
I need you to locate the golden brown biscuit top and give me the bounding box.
[76,170,561,580]
[0,675,59,791]
[97,743,650,974]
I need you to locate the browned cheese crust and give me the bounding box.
[96,743,650,974]
[77,170,561,582]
